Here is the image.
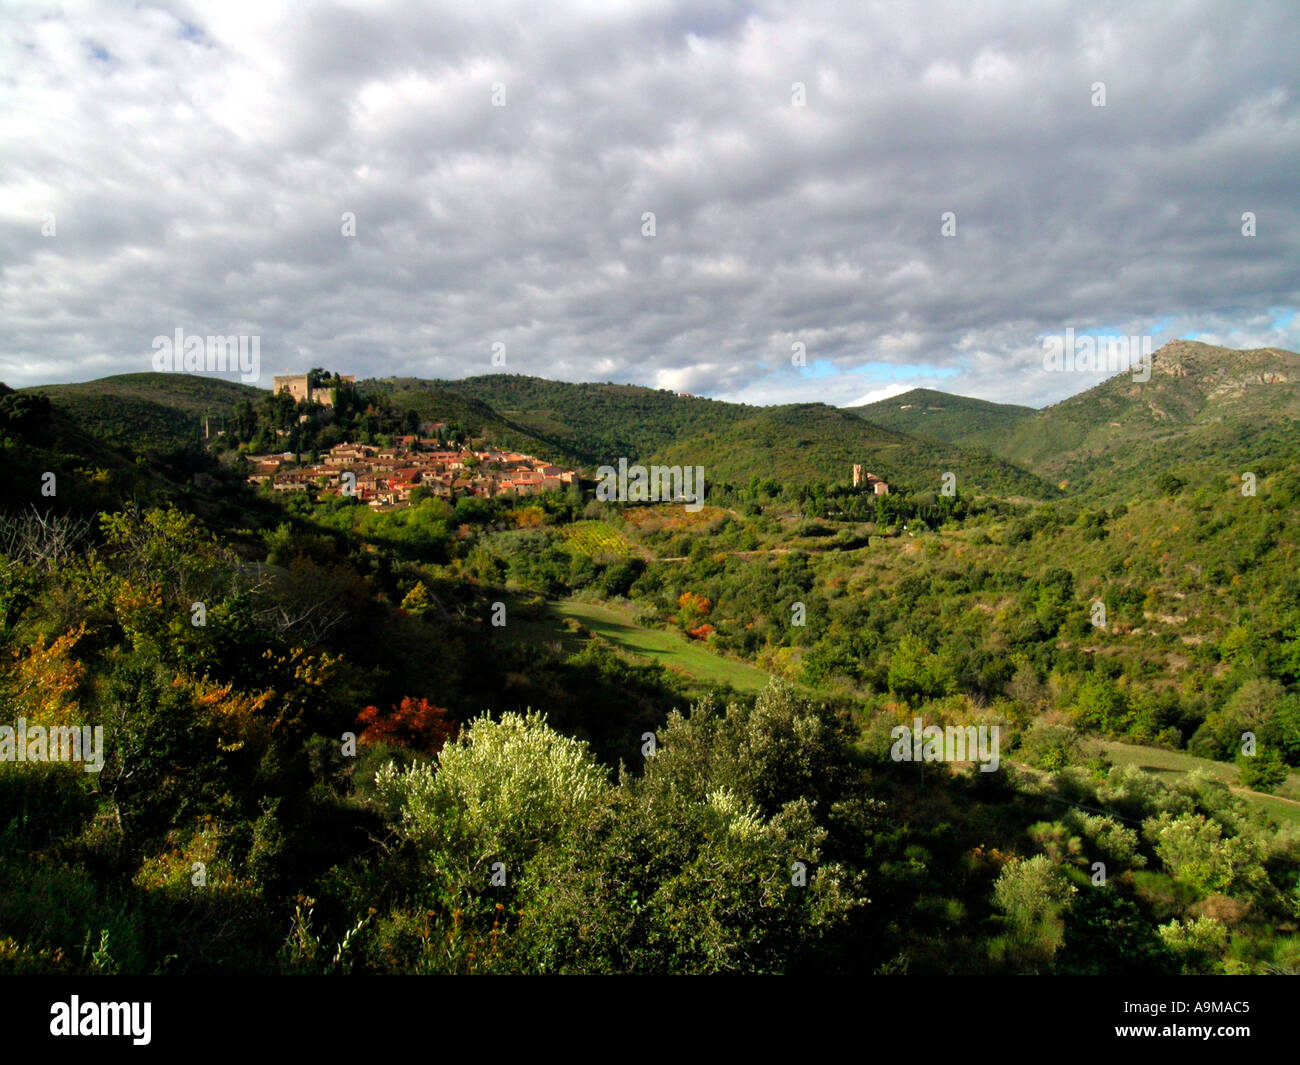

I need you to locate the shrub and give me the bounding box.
[1158,916,1227,973]
[1235,748,1289,793]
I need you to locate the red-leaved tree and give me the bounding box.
[357,697,456,755]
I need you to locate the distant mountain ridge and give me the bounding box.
[410,373,1050,494]
[980,340,1300,492]
[19,370,1052,497]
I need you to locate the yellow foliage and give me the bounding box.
[400,581,430,613]
[509,506,545,528]
[184,675,275,751]
[111,580,167,644]
[5,623,87,727]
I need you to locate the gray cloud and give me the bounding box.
[2,0,1297,407]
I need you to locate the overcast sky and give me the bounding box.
[2,0,1297,408]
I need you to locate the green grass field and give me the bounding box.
[1101,740,1300,826]
[511,596,770,694]
[554,598,771,693]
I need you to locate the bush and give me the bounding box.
[1235,748,1289,793]
[375,710,611,885]
[993,855,1077,933]
[1143,812,1266,897]
[1158,916,1227,973]
[1018,719,1083,771]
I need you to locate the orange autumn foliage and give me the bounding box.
[677,591,713,617]
[187,676,275,753]
[357,697,456,755]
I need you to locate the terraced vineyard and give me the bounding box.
[558,520,639,559]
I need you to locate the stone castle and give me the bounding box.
[272,373,356,407]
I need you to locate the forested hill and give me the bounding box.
[650,402,1056,497]
[19,339,1300,502]
[422,373,755,463]
[424,374,1051,495]
[848,388,1035,445]
[352,377,593,467]
[20,373,260,453]
[23,370,1049,497]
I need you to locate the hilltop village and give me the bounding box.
[246,436,578,509]
[243,373,578,508]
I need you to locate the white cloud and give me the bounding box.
[846,383,913,407]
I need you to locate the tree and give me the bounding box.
[1018,718,1083,771]
[357,697,455,755]
[508,684,865,973]
[887,633,949,703]
[399,581,431,615]
[1236,747,1289,793]
[989,854,1077,971]
[993,855,1076,934]
[99,658,224,857]
[467,548,506,584]
[1158,916,1227,974]
[638,681,851,817]
[0,390,52,435]
[1073,673,1129,735]
[800,636,861,687]
[1157,472,1184,496]
[1144,812,1266,897]
[1057,890,1173,975]
[375,710,611,894]
[1275,692,1300,766]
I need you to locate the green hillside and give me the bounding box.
[6,345,1300,977]
[848,387,1035,444]
[24,344,1297,507]
[0,380,275,532]
[650,402,1055,497]
[980,340,1300,495]
[20,373,262,453]
[360,376,592,465]
[429,374,754,463]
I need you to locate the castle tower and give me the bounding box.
[853,464,863,488]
